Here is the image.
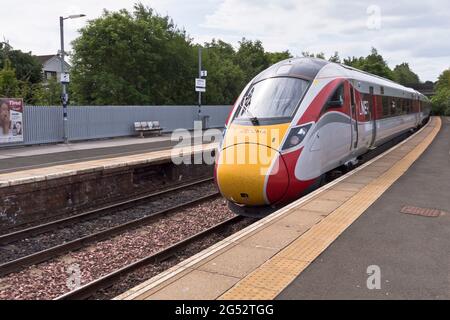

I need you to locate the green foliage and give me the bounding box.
[431,69,450,115]
[234,39,271,84]
[344,48,394,80]
[70,4,197,105]
[0,43,42,84]
[32,77,61,105]
[70,3,293,106]
[328,52,341,63]
[392,63,420,85]
[302,51,325,59]
[435,69,450,91]
[431,87,450,116]
[201,40,244,104]
[0,59,19,97]
[265,50,292,65]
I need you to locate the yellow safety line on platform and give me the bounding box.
[219,117,442,300]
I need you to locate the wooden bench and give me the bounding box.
[134,121,163,138]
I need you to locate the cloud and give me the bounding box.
[0,0,448,81]
[202,0,450,81]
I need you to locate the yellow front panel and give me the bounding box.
[222,123,290,151]
[217,123,290,206]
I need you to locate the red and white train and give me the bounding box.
[215,58,430,213]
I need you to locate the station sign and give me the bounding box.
[195,78,206,92]
[60,72,70,84]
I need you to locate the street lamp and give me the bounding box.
[60,14,86,144]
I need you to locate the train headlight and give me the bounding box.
[282,124,312,150]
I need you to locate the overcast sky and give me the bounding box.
[1,0,449,81]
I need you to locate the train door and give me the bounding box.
[369,86,377,147]
[349,84,358,151]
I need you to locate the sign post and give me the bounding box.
[197,47,202,121]
[196,47,208,123]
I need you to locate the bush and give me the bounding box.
[431,88,450,116]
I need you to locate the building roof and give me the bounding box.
[35,55,57,65]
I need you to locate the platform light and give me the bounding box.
[60,13,86,144]
[65,14,86,20]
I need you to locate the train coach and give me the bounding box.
[215,57,430,214]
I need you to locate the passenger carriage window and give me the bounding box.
[391,98,398,115]
[361,94,372,121]
[327,84,344,108]
[382,96,390,118]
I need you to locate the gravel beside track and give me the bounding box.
[0,181,216,264]
[0,197,237,300]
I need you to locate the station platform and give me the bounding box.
[116,116,448,300]
[0,130,219,174]
[0,140,217,188]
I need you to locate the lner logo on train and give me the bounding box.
[215,57,430,215]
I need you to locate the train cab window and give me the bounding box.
[233,77,310,125]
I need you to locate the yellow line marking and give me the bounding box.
[219,117,441,300]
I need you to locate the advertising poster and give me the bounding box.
[0,98,24,144]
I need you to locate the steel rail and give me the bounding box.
[0,177,214,245]
[0,191,220,277]
[54,215,244,300]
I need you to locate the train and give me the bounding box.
[214,57,430,215]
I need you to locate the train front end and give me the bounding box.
[215,62,321,212]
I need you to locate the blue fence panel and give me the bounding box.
[0,105,231,147]
[23,106,63,145]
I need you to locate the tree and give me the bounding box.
[431,69,450,115]
[234,38,270,83]
[302,51,325,59]
[0,58,19,97]
[0,42,42,84]
[265,50,292,65]
[201,40,245,104]
[392,63,420,85]
[71,3,196,105]
[431,87,450,116]
[328,52,341,63]
[32,78,61,105]
[344,48,394,80]
[435,69,450,91]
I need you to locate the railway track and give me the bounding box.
[0,178,219,277]
[55,215,245,300]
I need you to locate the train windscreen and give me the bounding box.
[233,77,309,125]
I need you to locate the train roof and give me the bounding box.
[254,57,429,102]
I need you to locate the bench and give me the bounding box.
[134,121,163,138]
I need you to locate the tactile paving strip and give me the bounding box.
[219,117,442,300]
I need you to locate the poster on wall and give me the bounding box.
[0,98,24,144]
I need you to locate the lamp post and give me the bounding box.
[59,14,85,144]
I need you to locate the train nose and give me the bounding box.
[216,143,289,206]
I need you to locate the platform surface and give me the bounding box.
[115,117,446,300]
[278,116,450,299]
[0,130,220,174]
[0,141,218,188]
